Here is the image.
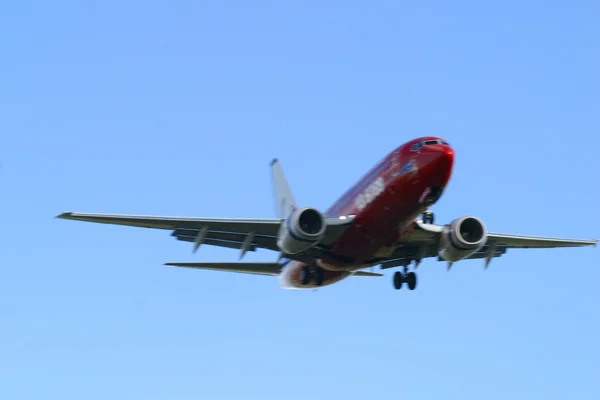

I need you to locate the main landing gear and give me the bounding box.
[299,266,325,286]
[422,210,434,224]
[393,266,417,291]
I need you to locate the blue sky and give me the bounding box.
[1,0,599,398]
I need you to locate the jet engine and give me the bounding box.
[438,216,488,262]
[277,207,326,254]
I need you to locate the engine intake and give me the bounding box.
[277,207,326,254]
[438,216,487,262]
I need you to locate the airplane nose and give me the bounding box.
[437,144,454,167]
[427,143,454,184]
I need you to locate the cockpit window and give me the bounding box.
[415,139,451,148]
[411,139,450,151]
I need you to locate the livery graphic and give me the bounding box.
[401,159,419,177]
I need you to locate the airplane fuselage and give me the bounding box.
[279,137,455,289]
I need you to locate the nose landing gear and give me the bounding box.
[419,186,443,224]
[422,210,434,224]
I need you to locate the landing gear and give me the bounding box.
[422,210,434,224]
[299,266,325,286]
[300,266,311,285]
[314,267,324,286]
[393,271,403,290]
[405,272,417,290]
[393,266,418,291]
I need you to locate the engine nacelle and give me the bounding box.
[438,216,488,262]
[277,207,326,254]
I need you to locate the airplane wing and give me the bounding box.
[56,212,355,258]
[379,221,597,269]
[56,212,281,233]
[413,221,598,248]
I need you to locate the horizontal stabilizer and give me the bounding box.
[164,262,281,276]
[352,271,383,277]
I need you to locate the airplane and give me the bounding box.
[56,137,597,291]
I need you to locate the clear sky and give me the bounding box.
[1,1,599,399]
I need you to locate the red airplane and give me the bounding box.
[57,137,597,291]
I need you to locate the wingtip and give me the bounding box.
[164,263,186,267]
[55,212,72,219]
[270,158,279,166]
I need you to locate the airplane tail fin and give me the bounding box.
[270,158,297,218]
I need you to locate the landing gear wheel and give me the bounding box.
[393,271,403,290]
[405,272,417,290]
[299,266,311,285]
[393,270,418,291]
[422,211,434,224]
[314,268,325,286]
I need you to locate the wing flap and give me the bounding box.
[174,236,259,252]
[171,228,279,252]
[164,262,281,276]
